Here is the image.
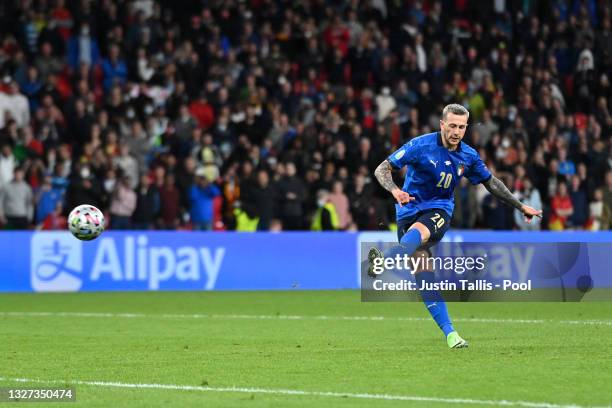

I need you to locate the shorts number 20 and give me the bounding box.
[430,213,445,230]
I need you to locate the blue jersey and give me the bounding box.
[387,132,491,221]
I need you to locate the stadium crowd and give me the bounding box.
[0,0,610,231]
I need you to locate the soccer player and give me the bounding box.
[370,104,542,348]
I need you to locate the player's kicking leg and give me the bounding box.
[367,246,384,278]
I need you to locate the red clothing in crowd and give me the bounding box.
[42,213,67,230]
[550,194,573,228]
[323,24,350,57]
[189,100,215,129]
[51,6,73,41]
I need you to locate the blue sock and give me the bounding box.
[384,229,422,259]
[400,229,422,254]
[415,271,455,337]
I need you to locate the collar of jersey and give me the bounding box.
[436,131,463,153]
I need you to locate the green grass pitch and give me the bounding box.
[1,291,611,407]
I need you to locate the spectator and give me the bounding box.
[50,161,69,195]
[37,93,65,137]
[158,173,180,229]
[174,104,197,146]
[311,189,339,231]
[589,188,611,231]
[328,180,352,230]
[0,167,33,229]
[114,143,139,189]
[276,162,306,230]
[176,157,196,210]
[348,173,373,230]
[51,0,73,41]
[65,165,102,210]
[576,163,595,201]
[189,92,215,130]
[323,15,350,57]
[19,66,43,113]
[482,192,512,231]
[0,143,16,190]
[102,44,127,91]
[558,148,576,177]
[375,87,396,122]
[0,81,30,128]
[123,121,151,171]
[33,42,63,82]
[39,201,67,230]
[514,179,542,230]
[109,175,137,230]
[568,175,588,229]
[455,178,478,229]
[67,23,100,70]
[189,168,220,230]
[549,183,574,231]
[35,173,64,225]
[136,48,155,83]
[199,145,220,184]
[132,174,160,230]
[249,170,276,231]
[104,87,126,128]
[67,98,93,146]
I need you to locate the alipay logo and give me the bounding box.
[31,233,83,292]
[89,236,224,290]
[30,233,225,292]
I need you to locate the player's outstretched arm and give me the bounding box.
[482,176,542,223]
[374,160,414,206]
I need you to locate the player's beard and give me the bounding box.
[443,130,461,148]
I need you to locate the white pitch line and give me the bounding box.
[0,377,606,408]
[1,311,612,326]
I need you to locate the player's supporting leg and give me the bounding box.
[413,251,467,348]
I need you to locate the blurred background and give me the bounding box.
[0,0,609,233]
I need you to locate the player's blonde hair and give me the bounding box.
[442,104,470,121]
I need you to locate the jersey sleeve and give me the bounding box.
[386,141,419,169]
[465,154,492,185]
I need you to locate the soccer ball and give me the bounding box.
[68,204,105,241]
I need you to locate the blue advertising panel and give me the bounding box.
[1,231,612,293]
[3,231,357,293]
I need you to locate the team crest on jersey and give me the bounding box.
[457,163,465,176]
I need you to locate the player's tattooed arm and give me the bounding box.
[483,176,523,210]
[374,160,400,193]
[375,160,414,205]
